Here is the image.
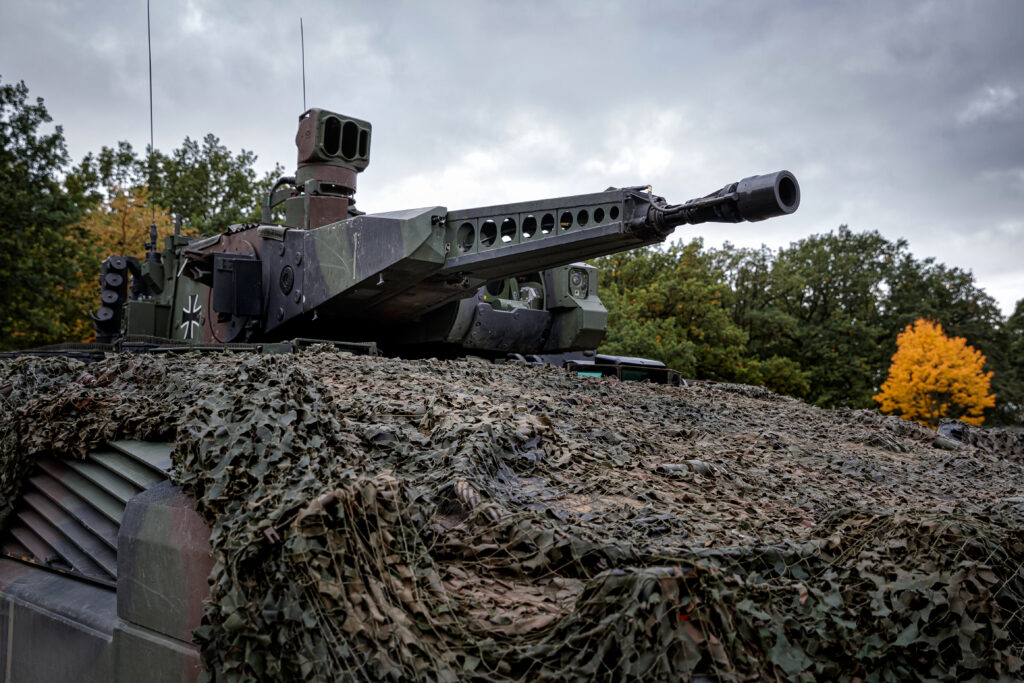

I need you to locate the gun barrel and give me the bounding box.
[652,170,800,233]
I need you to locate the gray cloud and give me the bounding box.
[958,86,1020,125]
[2,0,1022,314]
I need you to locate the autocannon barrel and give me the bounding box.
[645,170,800,235]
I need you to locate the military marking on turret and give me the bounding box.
[180,294,202,340]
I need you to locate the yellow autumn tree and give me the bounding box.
[67,185,175,341]
[873,318,995,427]
[78,185,175,259]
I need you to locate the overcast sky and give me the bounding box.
[2,0,1022,315]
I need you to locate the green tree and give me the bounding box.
[997,298,1024,423]
[594,246,699,375]
[593,240,808,394]
[718,227,899,407]
[69,135,284,235]
[710,243,802,364]
[0,77,95,349]
[596,241,751,380]
[65,140,143,206]
[150,135,282,233]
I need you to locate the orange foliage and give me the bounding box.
[873,318,995,428]
[78,185,174,260]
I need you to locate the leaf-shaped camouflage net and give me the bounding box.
[2,349,1022,680]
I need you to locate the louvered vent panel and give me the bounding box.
[1,441,172,584]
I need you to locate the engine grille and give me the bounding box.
[1,440,171,585]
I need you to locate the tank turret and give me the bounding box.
[94,109,800,358]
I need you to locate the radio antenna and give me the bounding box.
[300,18,307,110]
[145,0,160,262]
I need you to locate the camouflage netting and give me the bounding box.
[2,350,1023,681]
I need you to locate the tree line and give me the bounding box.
[594,232,1022,424]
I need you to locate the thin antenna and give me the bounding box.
[300,18,307,110]
[145,0,159,261]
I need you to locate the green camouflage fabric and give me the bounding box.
[2,350,1022,681]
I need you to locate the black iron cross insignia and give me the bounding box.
[180,294,202,340]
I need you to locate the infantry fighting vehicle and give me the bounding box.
[1,109,800,680]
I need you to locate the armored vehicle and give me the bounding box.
[1,108,800,681]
